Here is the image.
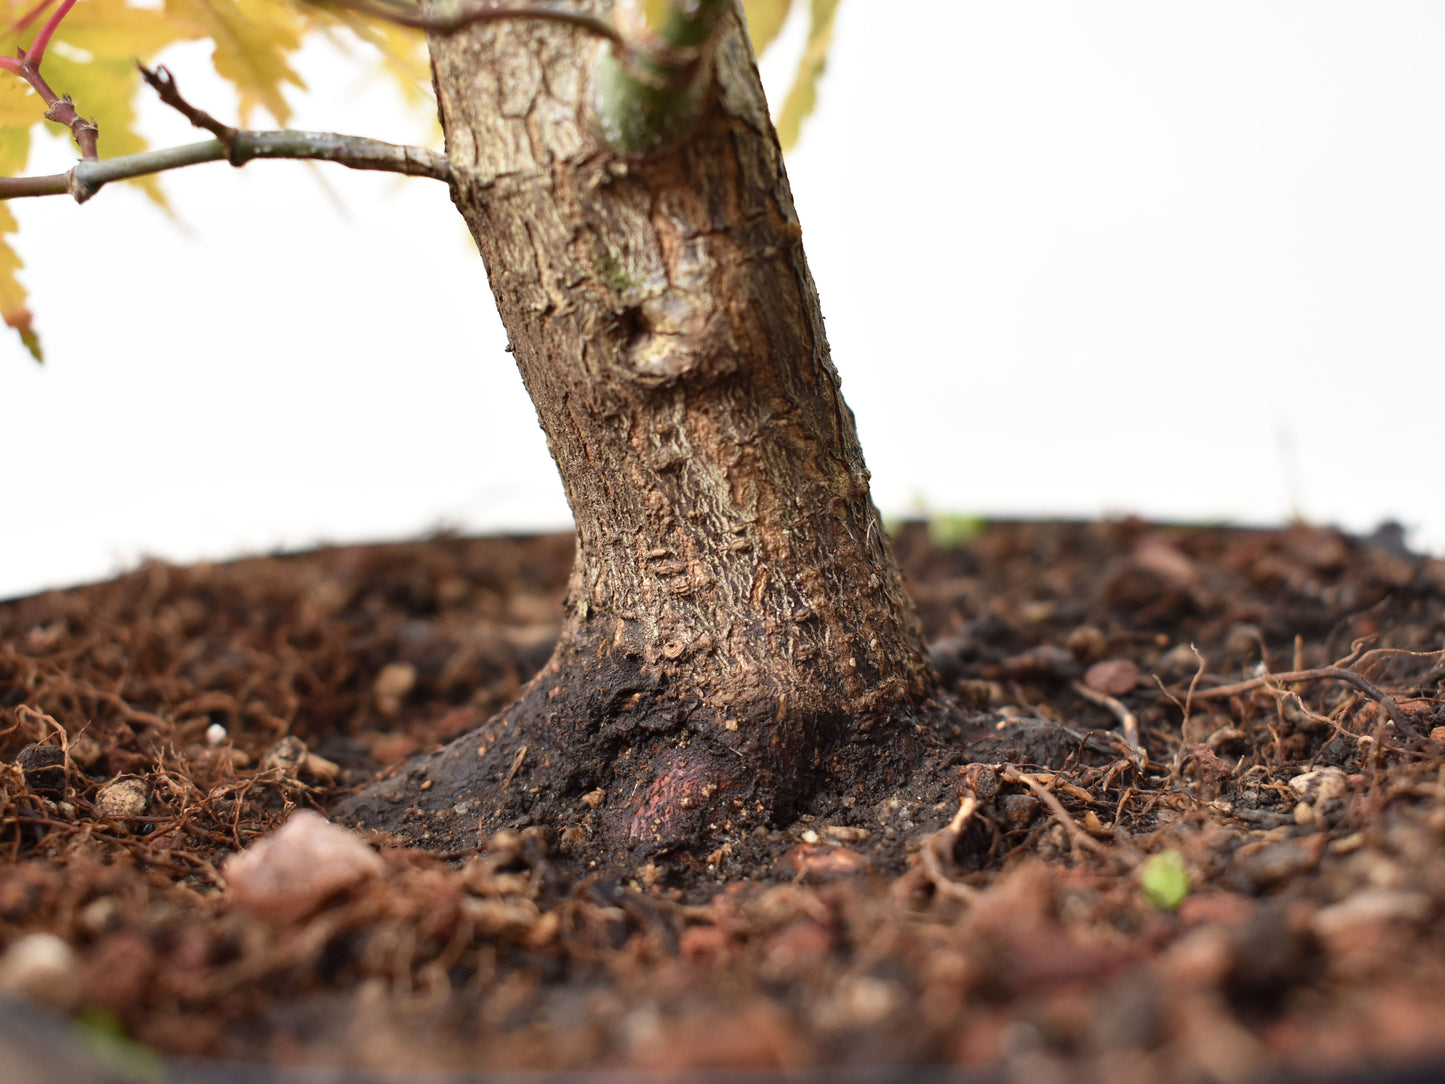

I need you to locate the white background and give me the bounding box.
[4,2,1444,600]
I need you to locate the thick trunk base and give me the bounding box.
[332,639,934,861]
[330,647,1103,872]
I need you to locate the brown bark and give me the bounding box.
[335,5,940,855]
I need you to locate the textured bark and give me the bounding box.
[336,4,940,854]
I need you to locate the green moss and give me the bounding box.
[597,252,638,293]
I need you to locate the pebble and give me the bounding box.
[0,933,80,1010]
[223,810,385,923]
[96,777,149,819]
[1227,839,1320,894]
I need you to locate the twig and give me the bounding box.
[305,0,626,50]
[1183,665,1423,738]
[1072,680,1145,768]
[916,795,981,903]
[502,743,528,788]
[1000,767,1134,870]
[140,65,237,148]
[1183,643,1206,727]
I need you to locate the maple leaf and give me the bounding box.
[164,0,307,126]
[0,0,425,358]
[775,0,839,150]
[741,0,791,58]
[0,123,35,358]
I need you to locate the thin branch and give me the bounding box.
[0,130,452,203]
[916,795,982,903]
[1072,680,1145,768]
[140,65,235,145]
[307,0,626,50]
[1000,767,1137,870]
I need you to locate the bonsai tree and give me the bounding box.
[1,0,965,856]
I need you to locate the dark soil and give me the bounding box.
[5,519,1445,1082]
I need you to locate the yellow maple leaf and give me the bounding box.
[0,0,429,361]
[0,203,38,361]
[775,0,839,149]
[0,125,36,359]
[317,10,429,108]
[742,0,792,59]
[0,64,37,127]
[164,0,307,125]
[36,3,195,61]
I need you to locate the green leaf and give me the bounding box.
[775,0,839,149]
[742,0,792,58]
[72,1008,166,1083]
[1139,849,1191,911]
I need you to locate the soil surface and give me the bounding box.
[5,519,1445,1082]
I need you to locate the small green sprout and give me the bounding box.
[1139,848,1191,911]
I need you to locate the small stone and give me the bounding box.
[223,810,385,923]
[998,793,1040,829]
[1313,889,1432,935]
[0,933,80,1010]
[96,776,149,819]
[205,723,228,746]
[1289,767,1349,804]
[1227,839,1320,894]
[1159,642,1204,675]
[1066,625,1107,663]
[260,736,340,782]
[15,743,66,800]
[373,661,418,717]
[1084,658,1140,696]
[261,735,307,774]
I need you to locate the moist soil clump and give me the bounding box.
[5,519,1445,1080]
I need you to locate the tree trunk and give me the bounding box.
[336,4,940,855]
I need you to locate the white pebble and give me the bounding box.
[0,933,80,1009]
[205,723,228,746]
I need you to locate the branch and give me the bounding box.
[306,0,626,49]
[0,0,97,158]
[589,0,732,154]
[0,130,452,204]
[140,65,235,145]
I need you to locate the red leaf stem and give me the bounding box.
[24,0,77,69]
[0,0,96,159]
